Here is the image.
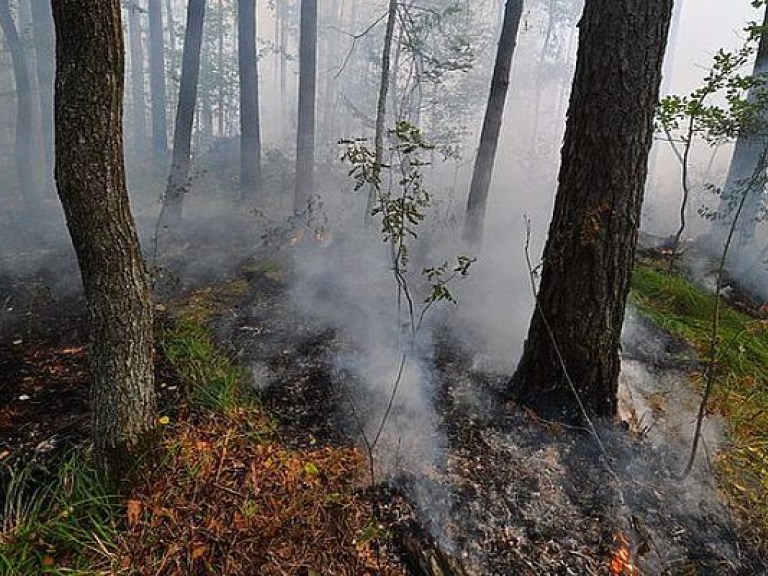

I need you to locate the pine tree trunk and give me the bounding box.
[52,0,157,478]
[0,0,36,209]
[238,0,262,203]
[31,0,56,196]
[510,0,673,424]
[165,0,206,226]
[128,0,148,151]
[294,0,317,215]
[149,0,169,163]
[463,0,524,247]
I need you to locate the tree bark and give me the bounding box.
[31,0,56,196]
[714,4,768,252]
[0,0,36,209]
[128,0,148,151]
[52,0,157,478]
[294,0,318,215]
[510,0,673,424]
[149,0,169,163]
[164,0,206,226]
[238,0,262,203]
[463,0,524,247]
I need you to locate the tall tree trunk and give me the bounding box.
[714,4,768,252]
[31,0,56,196]
[463,0,524,247]
[128,0,148,151]
[238,0,262,203]
[19,0,43,190]
[217,0,225,136]
[149,0,169,163]
[52,0,157,478]
[294,0,317,215]
[164,0,206,226]
[0,0,36,209]
[510,0,673,424]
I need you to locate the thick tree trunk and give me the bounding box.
[164,0,206,226]
[52,0,156,478]
[31,0,56,196]
[510,0,673,424]
[714,4,768,252]
[463,0,524,247]
[294,0,317,215]
[128,0,148,151]
[0,0,36,209]
[149,0,169,162]
[238,0,262,203]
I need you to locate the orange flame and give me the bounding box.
[610,532,637,575]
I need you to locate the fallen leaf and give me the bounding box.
[126,499,142,527]
[191,543,208,560]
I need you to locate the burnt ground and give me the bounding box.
[2,251,767,575]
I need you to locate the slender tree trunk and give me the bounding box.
[164,0,206,226]
[0,0,36,209]
[714,4,768,252]
[238,0,262,203]
[463,0,524,247]
[52,0,157,478]
[218,0,225,136]
[149,0,169,164]
[510,0,673,424]
[31,0,56,196]
[19,0,42,190]
[128,0,148,151]
[294,0,317,215]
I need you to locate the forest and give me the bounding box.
[1,0,768,574]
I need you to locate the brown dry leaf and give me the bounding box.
[191,543,209,560]
[126,499,142,527]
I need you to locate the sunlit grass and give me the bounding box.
[630,263,768,543]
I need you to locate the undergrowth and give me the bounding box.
[1,276,401,575]
[630,263,768,547]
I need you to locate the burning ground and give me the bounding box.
[1,244,767,575]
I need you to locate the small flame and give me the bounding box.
[288,231,303,247]
[610,531,637,576]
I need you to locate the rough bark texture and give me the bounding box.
[510,0,673,424]
[0,0,36,208]
[148,0,169,161]
[52,0,156,477]
[463,0,524,247]
[238,0,262,203]
[715,4,768,251]
[128,0,147,150]
[31,0,55,196]
[165,0,206,225]
[294,0,317,215]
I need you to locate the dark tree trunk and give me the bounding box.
[149,0,169,162]
[31,0,55,196]
[715,4,768,252]
[294,0,317,215]
[238,0,262,203]
[463,0,524,247]
[0,0,36,208]
[510,0,673,424]
[128,0,148,151]
[52,0,157,478]
[164,0,206,226]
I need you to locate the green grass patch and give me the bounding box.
[0,451,120,576]
[630,263,768,540]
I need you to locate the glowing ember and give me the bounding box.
[610,531,638,575]
[288,231,303,247]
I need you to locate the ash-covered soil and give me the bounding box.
[218,256,766,575]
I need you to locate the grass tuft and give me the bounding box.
[630,263,768,546]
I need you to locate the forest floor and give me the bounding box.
[0,241,767,575]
